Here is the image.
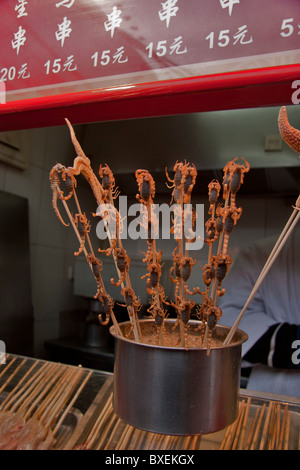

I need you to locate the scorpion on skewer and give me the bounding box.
[216,205,242,255]
[165,160,185,203]
[118,287,142,337]
[136,169,156,204]
[169,298,196,348]
[214,253,232,297]
[222,157,250,208]
[99,164,120,202]
[49,164,71,227]
[87,253,103,299]
[141,261,162,295]
[200,255,216,297]
[73,213,91,256]
[180,256,199,296]
[165,160,197,203]
[110,247,130,287]
[169,249,182,299]
[208,180,221,214]
[97,292,114,326]
[182,163,197,202]
[199,302,223,356]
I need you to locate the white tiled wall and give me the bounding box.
[0,124,86,357]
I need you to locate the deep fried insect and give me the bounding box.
[278,106,300,154]
[118,287,142,337]
[204,218,219,245]
[217,206,242,255]
[87,253,103,298]
[166,161,197,203]
[200,255,216,296]
[204,305,222,356]
[142,262,162,295]
[208,180,221,214]
[228,157,250,209]
[165,160,184,188]
[171,299,195,348]
[182,164,197,202]
[215,253,232,297]
[99,164,119,202]
[169,252,182,298]
[111,247,130,287]
[98,293,114,326]
[119,287,141,312]
[49,164,70,226]
[73,213,91,256]
[146,294,167,341]
[135,169,155,204]
[180,256,199,295]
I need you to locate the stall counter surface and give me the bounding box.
[0,354,299,450]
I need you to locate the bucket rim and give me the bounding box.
[109,318,248,352]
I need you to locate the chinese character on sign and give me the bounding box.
[18,63,30,79]
[15,0,28,18]
[112,46,128,64]
[55,0,75,8]
[169,36,187,55]
[219,0,240,17]
[11,26,26,55]
[233,25,253,45]
[104,6,123,38]
[63,55,77,71]
[158,0,179,28]
[55,17,72,47]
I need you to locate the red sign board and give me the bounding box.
[0,0,300,103]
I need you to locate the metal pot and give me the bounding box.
[110,319,248,436]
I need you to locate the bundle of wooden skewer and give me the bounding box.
[0,355,92,450]
[220,398,293,450]
[65,376,299,450]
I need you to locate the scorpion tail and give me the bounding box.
[278,106,300,154]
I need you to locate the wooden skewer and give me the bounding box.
[96,412,118,450]
[0,358,27,396]
[224,207,300,345]
[0,361,47,411]
[259,401,274,450]
[278,403,289,450]
[115,423,134,450]
[0,356,16,382]
[146,432,159,451]
[267,403,277,449]
[220,400,245,450]
[53,369,92,435]
[232,401,246,449]
[219,422,233,450]
[275,403,281,448]
[40,367,84,428]
[250,403,266,450]
[103,417,122,450]
[239,397,251,449]
[284,410,290,450]
[83,393,113,449]
[244,406,260,450]
[20,363,63,417]
[31,366,71,422]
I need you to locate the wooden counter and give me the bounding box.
[0,354,299,450]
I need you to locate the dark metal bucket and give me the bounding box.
[110,319,248,436]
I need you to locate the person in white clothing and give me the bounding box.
[219,228,300,398]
